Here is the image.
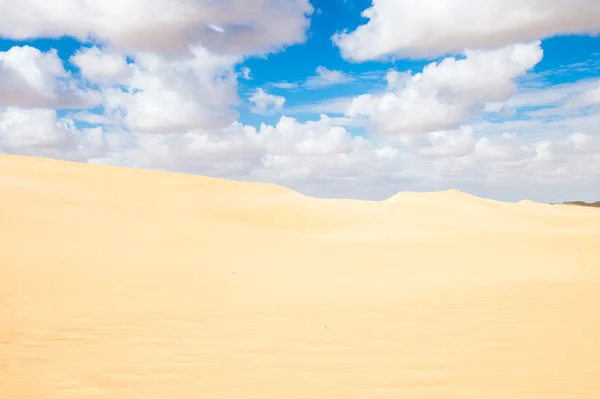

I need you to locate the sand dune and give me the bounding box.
[1,154,600,399]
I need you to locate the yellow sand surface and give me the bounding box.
[2,154,600,398]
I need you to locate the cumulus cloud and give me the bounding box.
[0,107,107,160]
[333,0,600,61]
[252,115,358,156]
[304,66,355,89]
[240,66,252,80]
[345,42,543,134]
[0,0,313,56]
[0,46,100,109]
[417,127,479,158]
[70,46,132,84]
[249,89,286,115]
[100,47,240,133]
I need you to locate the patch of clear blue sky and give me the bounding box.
[1,0,599,131]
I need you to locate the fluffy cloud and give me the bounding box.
[0,0,313,55]
[0,108,107,160]
[251,115,358,156]
[0,46,99,109]
[304,66,355,89]
[249,89,286,115]
[98,47,240,133]
[334,0,600,61]
[70,46,132,84]
[346,42,543,134]
[240,67,252,80]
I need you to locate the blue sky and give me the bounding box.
[1,0,600,202]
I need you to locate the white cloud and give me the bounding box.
[253,115,357,156]
[70,46,132,84]
[241,66,252,80]
[566,80,600,108]
[334,0,600,61]
[470,111,600,143]
[269,66,357,92]
[417,127,479,158]
[271,81,299,90]
[485,78,600,114]
[0,0,313,56]
[304,66,355,89]
[288,96,355,115]
[346,42,543,134]
[249,89,286,115]
[100,47,240,133]
[0,46,99,109]
[0,107,107,160]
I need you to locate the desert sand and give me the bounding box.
[1,154,600,399]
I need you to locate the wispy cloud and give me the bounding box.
[286,96,355,115]
[267,68,385,92]
[304,66,355,89]
[270,81,300,90]
[485,78,600,112]
[539,55,600,78]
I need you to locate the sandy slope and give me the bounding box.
[1,154,600,399]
